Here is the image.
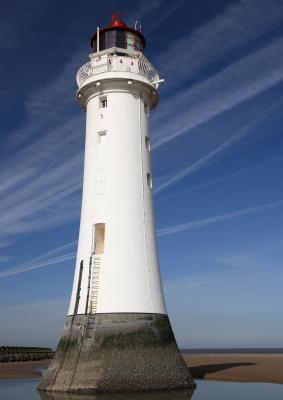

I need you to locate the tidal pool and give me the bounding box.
[0,379,283,400]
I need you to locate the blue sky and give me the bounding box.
[0,0,283,349]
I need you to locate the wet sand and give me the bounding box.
[185,354,283,384]
[0,360,50,379]
[0,355,282,384]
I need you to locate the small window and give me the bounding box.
[97,130,107,144]
[145,136,151,151]
[147,173,152,189]
[99,96,107,108]
[92,223,105,254]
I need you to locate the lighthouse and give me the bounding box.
[38,15,195,393]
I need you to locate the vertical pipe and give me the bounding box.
[97,27,100,52]
[73,260,84,316]
[139,94,153,312]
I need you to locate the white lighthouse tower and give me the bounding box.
[39,14,195,394]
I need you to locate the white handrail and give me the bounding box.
[76,54,159,88]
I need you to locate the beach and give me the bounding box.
[184,354,283,384]
[0,360,50,379]
[0,355,282,384]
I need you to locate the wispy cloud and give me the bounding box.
[152,36,283,148]
[0,168,35,195]
[0,253,76,279]
[0,241,77,278]
[0,255,11,263]
[157,200,283,237]
[0,1,174,248]
[2,47,85,158]
[126,0,165,28]
[165,240,283,299]
[0,148,83,236]
[0,241,12,249]
[154,96,283,194]
[0,49,85,238]
[154,0,283,86]
[2,0,283,267]
[158,155,283,202]
[145,0,188,34]
[2,200,283,279]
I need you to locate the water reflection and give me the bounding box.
[38,389,195,400]
[2,380,283,400]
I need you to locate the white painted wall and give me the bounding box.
[68,62,166,315]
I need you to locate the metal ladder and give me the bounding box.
[84,316,95,339]
[84,257,94,339]
[89,255,101,314]
[68,255,97,386]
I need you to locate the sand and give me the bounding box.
[0,355,282,384]
[184,354,283,384]
[0,360,50,379]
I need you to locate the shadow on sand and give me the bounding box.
[38,389,195,400]
[190,362,256,379]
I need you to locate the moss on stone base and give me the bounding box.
[38,313,195,393]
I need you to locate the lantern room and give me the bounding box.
[91,14,146,53]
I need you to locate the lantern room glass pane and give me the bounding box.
[116,30,125,48]
[135,37,143,51]
[105,30,115,48]
[99,33,105,50]
[92,29,144,53]
[125,32,143,52]
[126,32,135,51]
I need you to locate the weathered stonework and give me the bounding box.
[39,388,195,400]
[38,313,195,394]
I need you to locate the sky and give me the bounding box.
[0,0,283,349]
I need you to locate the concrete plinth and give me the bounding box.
[38,313,195,393]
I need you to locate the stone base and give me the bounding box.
[38,313,195,394]
[39,388,195,400]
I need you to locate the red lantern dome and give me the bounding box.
[91,14,146,53]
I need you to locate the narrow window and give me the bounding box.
[99,96,107,108]
[93,223,105,254]
[97,130,107,144]
[145,136,151,151]
[147,173,152,189]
